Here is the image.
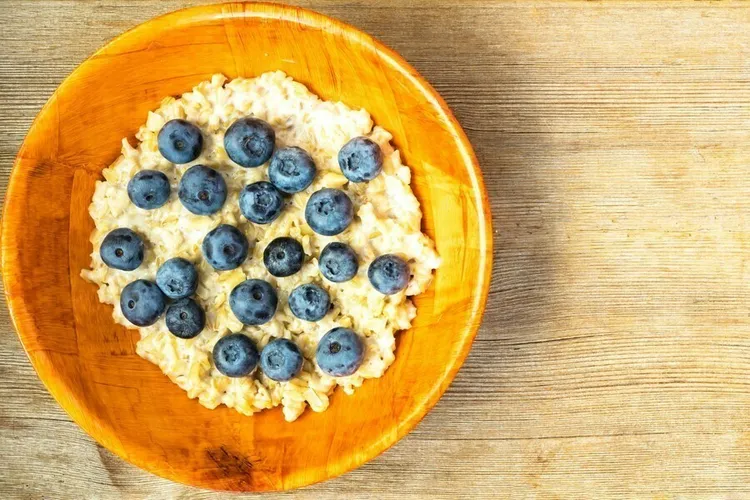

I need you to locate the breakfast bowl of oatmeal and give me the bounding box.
[2,2,492,491]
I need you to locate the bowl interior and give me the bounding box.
[2,2,491,491]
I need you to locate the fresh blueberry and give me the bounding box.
[268,146,316,193]
[202,224,249,271]
[127,170,171,209]
[224,117,275,168]
[239,181,284,224]
[213,333,259,377]
[304,188,354,236]
[229,279,278,325]
[263,237,304,277]
[368,254,409,295]
[156,258,198,300]
[319,242,359,282]
[158,119,203,164]
[338,137,383,183]
[260,338,304,382]
[120,279,166,327]
[288,284,330,322]
[100,228,144,271]
[165,298,205,339]
[178,164,227,215]
[315,327,365,377]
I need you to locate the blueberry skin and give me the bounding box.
[316,327,365,377]
[213,334,259,377]
[158,119,203,164]
[224,117,275,168]
[229,279,278,325]
[127,170,171,209]
[368,254,409,295]
[268,146,316,193]
[239,181,284,224]
[304,188,354,236]
[338,137,383,183]
[100,228,144,271]
[202,224,249,271]
[319,242,359,283]
[260,338,304,382]
[178,164,228,215]
[263,237,304,277]
[165,298,205,339]
[288,284,330,322]
[120,279,167,327]
[156,258,198,300]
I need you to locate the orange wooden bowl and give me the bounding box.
[2,2,492,492]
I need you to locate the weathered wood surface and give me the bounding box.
[3,0,750,497]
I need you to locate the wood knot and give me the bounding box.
[206,446,258,483]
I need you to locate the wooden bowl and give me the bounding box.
[1,2,492,491]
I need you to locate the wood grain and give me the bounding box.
[3,0,750,498]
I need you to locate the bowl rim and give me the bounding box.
[2,1,493,491]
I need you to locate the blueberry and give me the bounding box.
[263,237,304,277]
[100,228,144,271]
[158,119,203,164]
[127,170,171,209]
[319,242,359,282]
[288,284,330,322]
[202,224,249,271]
[229,279,278,325]
[368,254,409,295]
[304,188,354,236]
[268,146,316,193]
[239,181,284,224]
[260,338,304,382]
[178,164,227,215]
[338,137,383,183]
[213,333,259,377]
[120,279,166,327]
[156,258,198,300]
[165,298,205,339]
[315,327,365,377]
[224,117,275,168]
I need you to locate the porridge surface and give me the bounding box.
[82,71,440,421]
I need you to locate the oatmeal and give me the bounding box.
[81,71,440,421]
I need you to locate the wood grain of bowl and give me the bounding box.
[1,2,492,491]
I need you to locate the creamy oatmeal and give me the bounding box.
[82,71,440,421]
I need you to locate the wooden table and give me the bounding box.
[3,1,750,497]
